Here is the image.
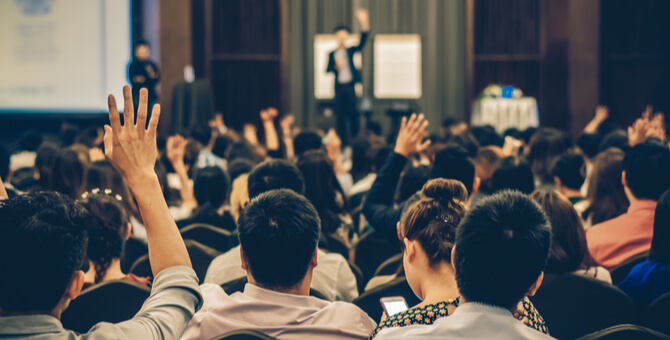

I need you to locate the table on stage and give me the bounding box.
[471,97,539,133]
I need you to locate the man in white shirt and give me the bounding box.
[376,190,554,340]
[181,189,376,340]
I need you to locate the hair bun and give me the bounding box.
[422,178,468,206]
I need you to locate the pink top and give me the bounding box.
[180,283,376,340]
[586,200,656,269]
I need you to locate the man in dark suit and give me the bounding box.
[128,40,161,114]
[326,9,370,145]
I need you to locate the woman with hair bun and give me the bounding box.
[371,178,547,338]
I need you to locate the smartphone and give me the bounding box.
[380,296,409,317]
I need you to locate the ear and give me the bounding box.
[124,222,132,241]
[396,221,403,241]
[65,270,86,300]
[621,170,628,189]
[240,247,249,271]
[553,176,562,189]
[310,248,319,269]
[450,245,457,271]
[472,176,481,194]
[526,271,544,297]
[403,238,416,262]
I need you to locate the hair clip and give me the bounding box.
[81,188,123,202]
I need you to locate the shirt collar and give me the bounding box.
[448,301,514,318]
[242,283,328,309]
[627,200,657,214]
[0,314,65,335]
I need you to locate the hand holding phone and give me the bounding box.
[380,296,409,317]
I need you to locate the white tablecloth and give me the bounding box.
[471,97,539,133]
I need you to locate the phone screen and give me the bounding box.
[382,299,409,316]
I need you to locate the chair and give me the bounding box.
[61,280,150,333]
[220,277,329,300]
[575,324,670,340]
[529,273,638,339]
[352,277,420,323]
[354,231,401,285]
[181,223,232,253]
[322,234,350,260]
[643,292,670,335]
[130,240,221,282]
[208,329,278,340]
[373,253,403,277]
[348,261,366,294]
[120,236,148,273]
[610,251,649,285]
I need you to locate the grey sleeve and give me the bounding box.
[84,266,203,340]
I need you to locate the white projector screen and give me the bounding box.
[0,0,131,113]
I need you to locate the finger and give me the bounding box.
[122,85,134,127]
[103,125,114,159]
[147,104,161,138]
[418,139,431,152]
[399,116,408,133]
[108,94,122,133]
[136,89,149,129]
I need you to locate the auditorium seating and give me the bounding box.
[610,251,650,285]
[354,231,401,285]
[120,236,148,273]
[130,239,221,282]
[352,277,421,323]
[209,329,278,340]
[373,253,403,277]
[643,292,670,335]
[575,324,670,340]
[180,223,233,253]
[60,280,150,333]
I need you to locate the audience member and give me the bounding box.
[29,142,60,192]
[531,189,611,283]
[472,145,504,195]
[227,158,254,183]
[587,142,670,269]
[50,145,91,199]
[619,188,670,308]
[551,153,586,204]
[375,190,553,339]
[191,125,226,170]
[229,173,249,221]
[371,179,548,338]
[294,131,323,157]
[431,146,479,198]
[182,189,375,340]
[526,128,570,186]
[0,86,202,339]
[489,156,535,195]
[176,166,236,231]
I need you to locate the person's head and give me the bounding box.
[78,191,130,283]
[228,142,263,164]
[85,160,141,221]
[552,153,586,194]
[296,150,349,234]
[454,190,552,310]
[51,145,91,199]
[599,130,629,153]
[471,125,504,148]
[238,189,320,292]
[191,125,214,148]
[441,117,468,138]
[212,136,232,159]
[649,188,670,266]
[473,146,504,193]
[398,164,431,203]
[584,148,629,225]
[34,143,60,188]
[133,40,151,60]
[531,189,594,273]
[19,131,43,152]
[623,142,670,202]
[447,133,479,158]
[399,179,467,300]
[247,159,305,199]
[227,158,254,183]
[577,133,602,160]
[293,131,323,157]
[490,156,535,195]
[527,128,570,185]
[194,166,230,209]
[431,146,477,197]
[333,25,351,45]
[0,192,89,316]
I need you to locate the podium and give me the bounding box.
[171,80,214,133]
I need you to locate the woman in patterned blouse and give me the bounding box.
[370,179,548,338]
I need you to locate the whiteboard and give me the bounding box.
[373,34,422,99]
[314,34,362,99]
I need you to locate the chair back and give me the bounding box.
[130,239,221,282]
[644,292,670,335]
[354,231,401,285]
[61,280,150,333]
[208,329,278,340]
[120,236,148,273]
[529,273,638,339]
[610,251,650,285]
[181,223,232,253]
[575,324,670,340]
[348,261,365,294]
[374,253,403,277]
[352,277,420,323]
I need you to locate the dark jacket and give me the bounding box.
[326,31,369,85]
[361,152,409,237]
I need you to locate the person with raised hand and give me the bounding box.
[0,86,202,339]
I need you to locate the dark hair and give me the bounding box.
[34,143,60,189]
[447,133,479,158]
[333,25,351,33]
[400,179,467,267]
[228,142,263,164]
[527,128,570,185]
[85,160,141,222]
[191,125,213,147]
[531,189,595,273]
[398,164,431,203]
[238,189,320,289]
[296,150,349,234]
[212,136,232,159]
[78,192,129,283]
[51,145,90,199]
[473,146,504,193]
[599,130,630,153]
[0,144,9,180]
[0,192,89,312]
[431,146,475,196]
[455,190,552,309]
[551,153,586,191]
[20,131,43,152]
[134,39,150,49]
[228,158,254,183]
[490,156,535,195]
[471,125,504,148]
[649,188,670,266]
[577,133,603,159]
[520,127,538,145]
[583,148,629,225]
[247,159,305,199]
[293,131,323,157]
[194,166,230,209]
[623,142,670,201]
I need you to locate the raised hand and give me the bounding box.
[244,123,259,146]
[166,135,188,167]
[103,86,160,186]
[356,8,369,29]
[394,113,431,157]
[260,107,279,122]
[594,105,609,122]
